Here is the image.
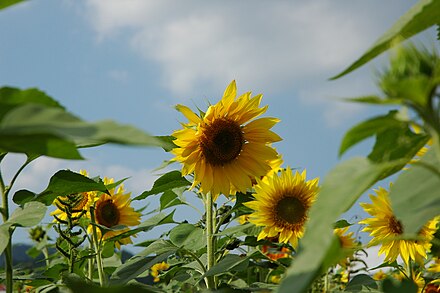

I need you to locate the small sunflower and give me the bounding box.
[428,257,440,273]
[359,186,438,266]
[90,178,141,249]
[245,168,319,249]
[171,80,282,199]
[334,226,359,266]
[51,170,96,222]
[334,227,357,250]
[372,270,387,281]
[150,261,170,282]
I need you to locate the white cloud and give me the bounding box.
[83,0,414,125]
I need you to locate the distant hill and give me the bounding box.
[0,244,134,269]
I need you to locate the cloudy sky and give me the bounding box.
[0,0,435,256]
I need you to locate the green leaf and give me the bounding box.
[0,133,83,159]
[367,125,429,178]
[331,0,440,79]
[203,254,250,277]
[12,189,36,206]
[0,0,26,10]
[0,223,11,254]
[35,170,109,205]
[106,211,176,242]
[343,96,403,105]
[278,158,400,293]
[0,87,64,109]
[169,224,205,250]
[7,201,47,227]
[333,219,352,229]
[339,111,402,157]
[0,98,163,158]
[345,274,378,292]
[154,135,177,152]
[64,273,161,293]
[216,222,255,236]
[160,189,186,210]
[134,171,191,200]
[109,240,178,285]
[382,278,418,293]
[390,147,440,233]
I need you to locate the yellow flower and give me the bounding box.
[359,186,438,266]
[51,170,97,222]
[373,270,387,281]
[90,178,141,249]
[394,270,425,293]
[270,275,282,284]
[150,261,170,282]
[245,168,319,249]
[334,227,357,250]
[334,226,358,266]
[171,80,282,199]
[428,257,440,273]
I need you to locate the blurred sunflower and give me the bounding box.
[334,226,359,266]
[90,178,141,249]
[171,80,282,199]
[428,257,440,273]
[150,261,170,282]
[359,186,438,266]
[334,227,357,250]
[245,168,319,249]
[51,170,96,222]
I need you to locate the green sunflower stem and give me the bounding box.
[0,155,34,293]
[205,192,216,289]
[90,206,106,287]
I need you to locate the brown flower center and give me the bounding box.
[95,199,120,227]
[200,118,244,166]
[388,216,403,234]
[275,197,306,225]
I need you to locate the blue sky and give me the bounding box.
[0,0,435,255]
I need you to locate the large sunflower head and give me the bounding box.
[359,186,439,266]
[171,81,282,199]
[90,178,141,249]
[51,170,97,222]
[245,168,319,249]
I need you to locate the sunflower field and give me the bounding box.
[1,0,440,292]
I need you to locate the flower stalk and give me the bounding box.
[0,155,34,293]
[90,205,106,287]
[205,192,216,289]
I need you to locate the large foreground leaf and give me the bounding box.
[278,158,399,293]
[0,87,163,159]
[390,146,440,233]
[0,0,26,10]
[331,0,440,79]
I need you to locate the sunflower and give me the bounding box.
[51,170,97,222]
[245,168,319,249]
[150,261,170,282]
[359,186,439,266]
[171,80,282,199]
[334,227,357,250]
[90,178,141,249]
[334,226,359,266]
[428,257,440,273]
